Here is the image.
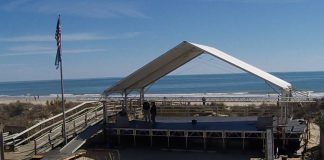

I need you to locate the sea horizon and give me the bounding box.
[0,71,324,97]
[0,70,323,83]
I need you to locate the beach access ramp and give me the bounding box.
[60,120,103,154]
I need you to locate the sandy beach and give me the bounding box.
[0,95,278,107]
[0,96,81,105]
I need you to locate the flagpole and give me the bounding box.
[60,55,67,145]
[55,14,67,145]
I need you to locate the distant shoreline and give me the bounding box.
[0,92,322,106]
[0,91,323,98]
[1,70,323,83]
[1,72,324,97]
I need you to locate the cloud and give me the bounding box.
[8,45,54,52]
[0,35,52,42]
[0,32,141,42]
[0,48,108,57]
[1,0,148,18]
[0,63,24,67]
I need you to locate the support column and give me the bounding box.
[222,131,226,150]
[266,129,274,160]
[203,132,207,150]
[140,88,144,106]
[284,103,287,124]
[280,103,283,124]
[123,90,128,111]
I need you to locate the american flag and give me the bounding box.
[55,15,61,69]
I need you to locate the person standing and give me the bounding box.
[150,102,157,124]
[143,100,150,122]
[202,97,206,106]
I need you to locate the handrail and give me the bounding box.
[33,106,104,154]
[3,102,124,159]
[14,107,96,146]
[5,101,97,143]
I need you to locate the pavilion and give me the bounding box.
[103,41,292,103]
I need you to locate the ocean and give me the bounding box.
[0,71,324,97]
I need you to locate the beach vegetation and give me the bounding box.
[313,97,324,127]
[210,102,225,107]
[0,101,80,128]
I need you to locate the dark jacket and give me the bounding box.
[150,104,156,115]
[143,101,150,110]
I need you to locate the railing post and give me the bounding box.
[34,140,37,155]
[12,138,15,152]
[0,124,5,160]
[85,113,88,127]
[101,100,108,144]
[95,109,98,120]
[101,100,107,125]
[73,120,76,136]
[27,130,30,143]
[48,133,52,149]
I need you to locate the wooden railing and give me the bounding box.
[3,100,142,158]
[4,101,99,149]
[156,105,281,117]
[33,105,105,155]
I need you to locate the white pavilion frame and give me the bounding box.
[103,41,292,101]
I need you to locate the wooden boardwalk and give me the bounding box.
[4,101,106,159]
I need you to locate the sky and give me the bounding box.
[0,0,324,82]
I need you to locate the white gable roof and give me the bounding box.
[104,41,291,95]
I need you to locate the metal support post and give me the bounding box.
[284,103,287,124]
[140,88,144,106]
[203,132,207,150]
[222,131,226,150]
[123,90,128,111]
[266,129,274,160]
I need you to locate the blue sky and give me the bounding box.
[0,0,323,82]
